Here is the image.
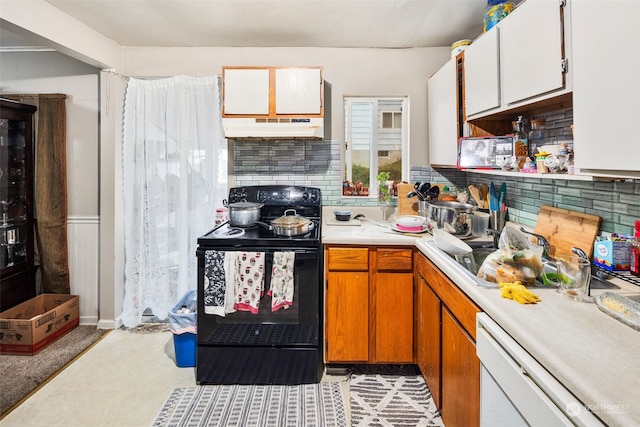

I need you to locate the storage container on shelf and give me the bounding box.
[483,0,514,32]
[451,39,472,58]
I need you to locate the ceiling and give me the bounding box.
[1,0,492,50]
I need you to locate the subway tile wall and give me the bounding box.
[232,139,343,203]
[232,139,639,236]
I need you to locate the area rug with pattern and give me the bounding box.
[349,374,444,427]
[153,382,347,427]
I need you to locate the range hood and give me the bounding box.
[222,117,324,140]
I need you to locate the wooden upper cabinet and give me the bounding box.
[222,66,323,117]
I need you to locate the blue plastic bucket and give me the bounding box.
[173,332,196,367]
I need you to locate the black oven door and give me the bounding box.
[196,246,321,348]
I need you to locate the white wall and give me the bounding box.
[0,51,101,324]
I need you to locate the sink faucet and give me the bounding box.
[519,227,552,261]
[571,246,603,278]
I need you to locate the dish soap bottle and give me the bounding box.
[630,220,640,277]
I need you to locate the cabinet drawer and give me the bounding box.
[327,247,369,271]
[376,248,413,271]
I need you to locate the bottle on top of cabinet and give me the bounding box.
[513,116,529,159]
[630,221,640,277]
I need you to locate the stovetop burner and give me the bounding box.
[212,224,245,237]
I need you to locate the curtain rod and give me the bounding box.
[102,69,130,81]
[1,93,67,99]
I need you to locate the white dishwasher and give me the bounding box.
[476,313,604,427]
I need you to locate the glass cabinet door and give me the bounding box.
[0,100,35,278]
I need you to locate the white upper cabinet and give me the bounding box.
[464,0,569,120]
[572,1,640,176]
[275,68,322,115]
[223,68,270,115]
[464,28,500,117]
[427,59,458,167]
[500,0,566,105]
[223,66,323,117]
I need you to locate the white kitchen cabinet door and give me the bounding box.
[464,28,500,117]
[500,0,565,105]
[275,68,322,115]
[223,68,270,115]
[427,59,458,167]
[572,1,640,175]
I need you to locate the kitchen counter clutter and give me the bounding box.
[322,206,640,425]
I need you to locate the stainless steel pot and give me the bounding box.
[225,200,263,227]
[427,201,474,235]
[253,209,314,237]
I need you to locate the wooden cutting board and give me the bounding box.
[534,205,601,259]
[397,183,419,215]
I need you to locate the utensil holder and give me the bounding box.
[418,201,429,218]
[489,210,506,232]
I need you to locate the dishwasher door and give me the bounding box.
[476,313,604,427]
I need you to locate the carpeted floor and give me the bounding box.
[0,325,109,417]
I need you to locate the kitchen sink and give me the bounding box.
[443,242,621,291]
[589,275,620,290]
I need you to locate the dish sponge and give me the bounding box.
[499,281,541,304]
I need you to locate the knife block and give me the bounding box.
[397,183,419,216]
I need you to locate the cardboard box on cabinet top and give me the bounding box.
[0,294,79,355]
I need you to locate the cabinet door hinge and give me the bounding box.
[559,0,566,7]
[561,58,568,74]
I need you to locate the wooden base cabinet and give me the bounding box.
[415,252,481,427]
[325,245,414,364]
[325,246,369,362]
[441,306,480,427]
[416,273,442,407]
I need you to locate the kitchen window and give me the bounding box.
[343,97,408,198]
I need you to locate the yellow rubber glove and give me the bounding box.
[499,281,541,304]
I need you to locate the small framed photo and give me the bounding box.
[457,136,514,169]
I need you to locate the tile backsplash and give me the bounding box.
[232,139,639,236]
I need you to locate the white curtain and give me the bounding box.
[120,75,227,328]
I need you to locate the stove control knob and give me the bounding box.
[308,191,319,202]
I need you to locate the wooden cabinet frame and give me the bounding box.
[415,252,481,427]
[325,245,415,365]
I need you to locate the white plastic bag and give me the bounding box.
[477,225,543,285]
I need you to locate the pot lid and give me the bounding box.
[271,209,311,226]
[229,201,263,209]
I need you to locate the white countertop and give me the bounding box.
[321,207,640,425]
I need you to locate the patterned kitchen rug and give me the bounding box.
[152,382,347,427]
[349,374,444,427]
